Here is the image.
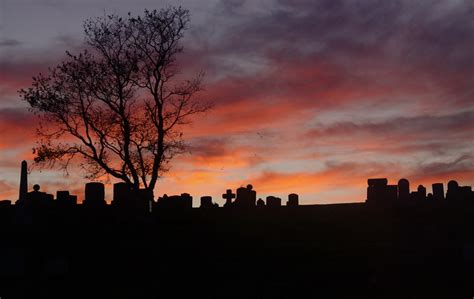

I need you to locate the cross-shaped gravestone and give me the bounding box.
[222,189,235,207]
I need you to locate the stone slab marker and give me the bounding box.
[287,193,299,206]
[84,182,106,207]
[112,182,131,206]
[19,160,28,201]
[200,196,213,208]
[432,183,444,200]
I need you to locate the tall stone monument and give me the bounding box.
[19,160,28,201]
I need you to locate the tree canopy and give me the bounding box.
[20,7,210,192]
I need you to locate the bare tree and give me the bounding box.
[20,7,210,193]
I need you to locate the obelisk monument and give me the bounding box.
[19,160,28,200]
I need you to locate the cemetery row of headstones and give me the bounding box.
[366,178,474,204]
[5,161,299,211]
[10,181,299,211]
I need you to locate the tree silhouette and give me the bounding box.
[20,7,210,192]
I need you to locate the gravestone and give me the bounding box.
[287,193,299,206]
[156,193,191,209]
[200,196,213,208]
[222,189,235,207]
[236,187,248,207]
[368,178,388,186]
[56,191,77,206]
[29,184,54,202]
[398,178,410,201]
[417,185,427,200]
[446,180,459,201]
[84,182,106,207]
[180,193,193,209]
[19,160,27,201]
[248,184,257,207]
[235,185,256,208]
[257,198,265,207]
[112,182,132,207]
[432,183,444,200]
[367,178,388,204]
[156,194,169,208]
[266,196,281,207]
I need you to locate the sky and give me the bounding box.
[0,0,473,206]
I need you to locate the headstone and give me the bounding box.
[234,184,257,208]
[248,185,257,207]
[417,185,427,200]
[112,182,132,207]
[180,193,193,209]
[56,191,77,206]
[167,195,182,208]
[367,178,389,204]
[156,194,170,208]
[398,178,410,201]
[432,183,444,200]
[368,178,388,187]
[256,198,265,207]
[84,182,106,207]
[287,193,299,206]
[156,193,191,209]
[222,189,236,207]
[266,196,281,207]
[200,196,213,208]
[19,160,27,201]
[24,184,54,207]
[446,180,459,201]
[236,187,248,207]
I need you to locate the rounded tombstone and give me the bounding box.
[446,180,460,201]
[200,196,213,208]
[236,186,247,199]
[288,193,299,206]
[397,178,410,200]
[398,178,409,189]
[447,180,459,191]
[417,185,427,199]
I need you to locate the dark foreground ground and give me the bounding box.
[1,202,474,299]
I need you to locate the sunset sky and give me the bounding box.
[1,0,473,206]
